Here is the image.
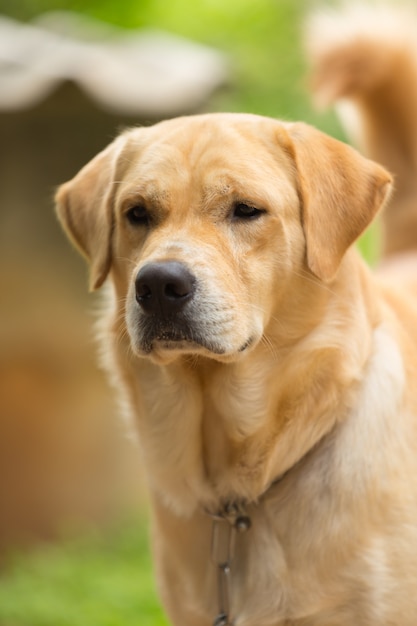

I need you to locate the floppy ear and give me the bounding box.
[55,134,127,291]
[286,122,392,281]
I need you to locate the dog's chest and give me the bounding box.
[129,357,274,513]
[120,326,417,625]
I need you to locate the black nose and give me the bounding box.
[135,261,196,316]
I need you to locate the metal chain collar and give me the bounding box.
[208,502,252,626]
[204,458,302,624]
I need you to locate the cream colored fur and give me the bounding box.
[55,6,417,624]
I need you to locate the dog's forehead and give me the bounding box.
[120,114,296,200]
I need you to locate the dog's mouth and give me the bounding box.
[130,316,257,361]
[137,317,226,356]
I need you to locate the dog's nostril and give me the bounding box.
[165,270,193,298]
[136,283,152,299]
[135,261,195,316]
[165,281,191,299]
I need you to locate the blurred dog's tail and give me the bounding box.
[305,3,417,257]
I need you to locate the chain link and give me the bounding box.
[208,503,251,626]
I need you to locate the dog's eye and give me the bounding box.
[233,202,265,220]
[126,205,149,226]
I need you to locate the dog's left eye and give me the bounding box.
[126,205,149,226]
[233,202,265,220]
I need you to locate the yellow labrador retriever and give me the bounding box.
[55,11,417,626]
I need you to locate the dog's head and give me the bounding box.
[56,114,391,364]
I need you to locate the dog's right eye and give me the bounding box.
[232,202,265,220]
[126,205,149,226]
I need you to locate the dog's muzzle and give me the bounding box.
[130,259,251,358]
[133,260,220,354]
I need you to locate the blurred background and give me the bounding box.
[0,1,360,624]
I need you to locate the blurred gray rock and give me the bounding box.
[0,11,229,116]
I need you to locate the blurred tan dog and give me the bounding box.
[56,6,417,625]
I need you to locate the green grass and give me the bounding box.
[0,516,169,626]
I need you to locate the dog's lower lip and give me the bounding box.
[140,336,225,356]
[157,339,225,354]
